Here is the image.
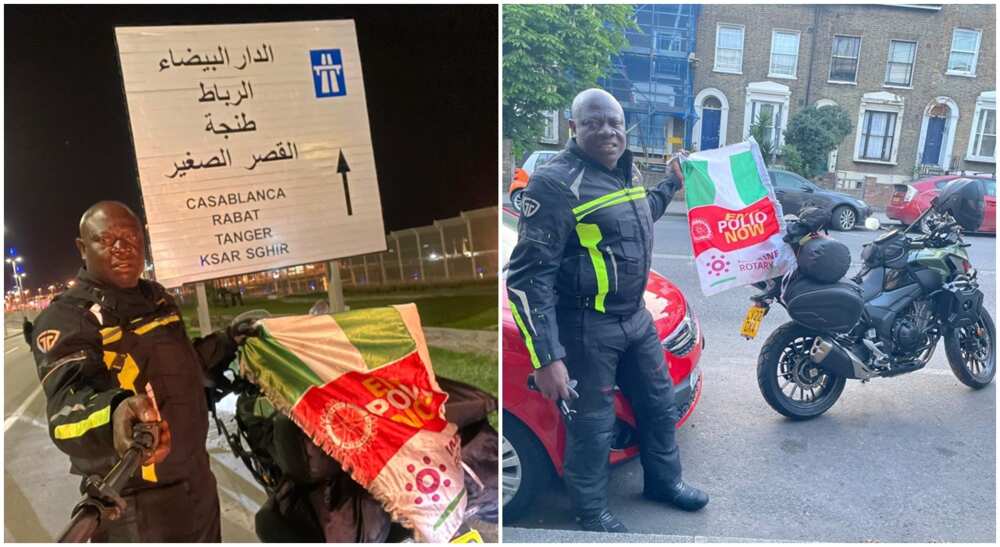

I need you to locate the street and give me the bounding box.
[506,214,996,542]
[3,334,265,542]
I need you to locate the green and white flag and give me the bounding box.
[683,138,796,295]
[240,304,466,543]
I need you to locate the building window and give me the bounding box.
[884,40,916,87]
[967,92,996,163]
[857,111,898,162]
[657,32,686,54]
[750,101,783,149]
[947,28,981,76]
[769,30,800,78]
[540,110,559,144]
[714,24,744,74]
[829,35,861,83]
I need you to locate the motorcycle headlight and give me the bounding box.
[662,303,698,356]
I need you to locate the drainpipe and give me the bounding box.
[804,5,821,105]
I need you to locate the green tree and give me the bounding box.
[782,105,853,179]
[503,5,636,157]
[749,109,776,166]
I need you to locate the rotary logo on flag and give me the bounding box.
[683,139,795,295]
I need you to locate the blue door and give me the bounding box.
[700,109,722,151]
[922,117,946,165]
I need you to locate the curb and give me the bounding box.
[502,526,796,543]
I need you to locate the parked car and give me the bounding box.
[768,169,873,231]
[500,208,704,519]
[886,175,996,233]
[508,150,559,212]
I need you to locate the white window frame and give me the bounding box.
[714,23,745,75]
[742,81,791,149]
[883,40,917,89]
[768,29,800,80]
[828,34,862,84]
[946,28,982,77]
[539,110,560,144]
[853,92,905,165]
[966,91,996,163]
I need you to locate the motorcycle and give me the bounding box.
[741,177,995,420]
[207,303,498,542]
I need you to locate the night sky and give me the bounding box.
[4,5,498,290]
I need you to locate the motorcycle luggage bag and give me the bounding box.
[782,276,864,333]
[797,237,851,283]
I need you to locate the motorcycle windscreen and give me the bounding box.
[783,277,864,333]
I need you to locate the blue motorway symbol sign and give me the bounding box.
[310,49,347,98]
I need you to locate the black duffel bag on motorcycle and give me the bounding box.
[796,237,851,284]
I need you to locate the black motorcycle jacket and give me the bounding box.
[30,268,237,491]
[506,139,681,368]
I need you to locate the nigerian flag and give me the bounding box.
[683,138,795,295]
[240,304,465,543]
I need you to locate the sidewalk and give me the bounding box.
[502,526,794,543]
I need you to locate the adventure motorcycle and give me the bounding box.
[207,303,498,542]
[741,178,995,420]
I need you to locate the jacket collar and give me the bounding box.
[74,268,158,317]
[566,138,634,185]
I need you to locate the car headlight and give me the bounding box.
[661,303,698,356]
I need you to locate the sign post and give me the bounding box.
[115,20,386,295]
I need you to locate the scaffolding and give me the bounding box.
[604,4,700,162]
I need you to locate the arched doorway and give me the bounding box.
[916,97,959,172]
[693,88,729,151]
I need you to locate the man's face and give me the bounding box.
[76,208,146,289]
[571,99,627,169]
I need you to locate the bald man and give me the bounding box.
[506,89,707,532]
[29,201,248,541]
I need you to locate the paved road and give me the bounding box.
[506,216,996,542]
[4,337,264,542]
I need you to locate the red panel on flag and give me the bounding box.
[688,197,782,255]
[290,352,449,485]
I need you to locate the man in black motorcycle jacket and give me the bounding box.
[29,201,252,541]
[506,89,709,532]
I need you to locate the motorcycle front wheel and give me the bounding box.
[757,322,847,420]
[945,308,996,389]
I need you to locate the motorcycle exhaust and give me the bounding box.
[810,337,875,380]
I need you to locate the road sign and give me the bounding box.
[115,20,386,288]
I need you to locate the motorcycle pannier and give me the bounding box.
[861,230,909,270]
[782,276,864,333]
[797,237,851,283]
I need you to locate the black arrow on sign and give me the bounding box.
[337,149,353,216]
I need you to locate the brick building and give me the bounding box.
[692,4,995,206]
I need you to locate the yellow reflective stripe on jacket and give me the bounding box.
[103,351,139,393]
[134,314,181,335]
[100,327,123,345]
[142,463,158,482]
[573,187,646,221]
[509,303,541,369]
[53,406,111,440]
[576,223,609,313]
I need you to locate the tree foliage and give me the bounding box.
[782,105,853,179]
[503,5,636,157]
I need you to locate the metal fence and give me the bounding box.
[202,206,498,299]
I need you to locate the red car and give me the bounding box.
[500,208,704,518]
[886,175,996,233]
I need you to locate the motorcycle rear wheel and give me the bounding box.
[757,322,847,420]
[945,308,996,389]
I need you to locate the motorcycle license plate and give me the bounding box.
[740,306,767,339]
